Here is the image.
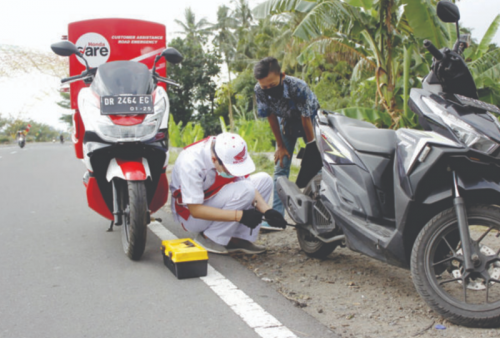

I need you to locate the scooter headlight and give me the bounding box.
[84,93,166,142]
[94,118,159,141]
[422,97,499,154]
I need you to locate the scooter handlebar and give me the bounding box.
[423,40,444,61]
[154,74,180,87]
[61,70,92,84]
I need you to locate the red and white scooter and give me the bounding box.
[51,40,183,260]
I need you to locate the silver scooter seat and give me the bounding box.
[328,115,396,156]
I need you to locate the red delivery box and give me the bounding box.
[65,19,166,158]
[68,18,167,109]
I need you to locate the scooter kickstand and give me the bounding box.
[107,220,114,232]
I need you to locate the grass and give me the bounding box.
[168,149,179,166]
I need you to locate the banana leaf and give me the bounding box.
[468,48,500,89]
[253,0,316,19]
[473,14,500,60]
[401,0,449,48]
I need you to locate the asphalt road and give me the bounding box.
[0,142,336,338]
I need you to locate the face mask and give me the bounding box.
[217,170,234,179]
[263,75,284,99]
[212,145,235,178]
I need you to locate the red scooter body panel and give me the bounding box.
[116,158,148,181]
[67,19,167,110]
[149,172,169,213]
[87,177,113,220]
[72,110,85,159]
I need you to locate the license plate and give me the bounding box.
[100,95,154,115]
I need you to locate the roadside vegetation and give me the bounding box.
[4,1,498,151]
[0,114,63,143]
[165,0,499,149]
[0,45,70,143]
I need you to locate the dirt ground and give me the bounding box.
[164,164,499,338]
[232,227,500,338]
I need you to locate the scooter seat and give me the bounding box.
[328,115,396,155]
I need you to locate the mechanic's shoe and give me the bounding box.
[226,239,266,254]
[260,221,284,232]
[194,233,228,254]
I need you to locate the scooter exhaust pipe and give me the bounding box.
[276,177,313,225]
[277,177,345,245]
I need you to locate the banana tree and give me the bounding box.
[254,0,451,128]
[212,5,239,132]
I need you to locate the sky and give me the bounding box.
[0,0,498,130]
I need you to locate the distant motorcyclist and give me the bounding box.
[16,130,26,148]
[60,134,64,144]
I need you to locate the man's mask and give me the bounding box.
[263,74,284,99]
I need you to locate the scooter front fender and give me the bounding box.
[106,158,151,181]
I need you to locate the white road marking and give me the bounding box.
[11,151,17,154]
[148,221,298,338]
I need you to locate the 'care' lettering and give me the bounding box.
[84,46,109,57]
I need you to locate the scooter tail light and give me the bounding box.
[109,114,146,126]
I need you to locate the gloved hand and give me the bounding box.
[240,209,263,229]
[264,209,287,229]
[296,140,322,189]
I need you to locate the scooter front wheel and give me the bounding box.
[411,205,500,327]
[121,181,148,261]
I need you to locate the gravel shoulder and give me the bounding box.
[233,228,500,338]
[164,164,499,338]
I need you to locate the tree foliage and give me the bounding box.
[250,0,499,128]
[0,45,67,78]
[0,114,61,143]
[166,37,221,127]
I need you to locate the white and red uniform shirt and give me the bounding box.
[169,136,273,245]
[170,137,246,222]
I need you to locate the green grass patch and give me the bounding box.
[0,136,11,144]
[168,149,179,166]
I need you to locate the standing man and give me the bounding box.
[170,133,287,254]
[254,57,319,230]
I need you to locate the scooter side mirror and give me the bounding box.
[161,47,183,64]
[436,1,460,23]
[51,41,82,57]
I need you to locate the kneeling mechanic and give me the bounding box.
[170,133,287,254]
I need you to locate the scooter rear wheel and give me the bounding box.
[121,181,148,260]
[296,227,337,259]
[296,174,337,259]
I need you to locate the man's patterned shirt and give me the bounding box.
[254,75,319,120]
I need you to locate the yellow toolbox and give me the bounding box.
[161,239,208,279]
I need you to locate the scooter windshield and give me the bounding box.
[91,61,154,97]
